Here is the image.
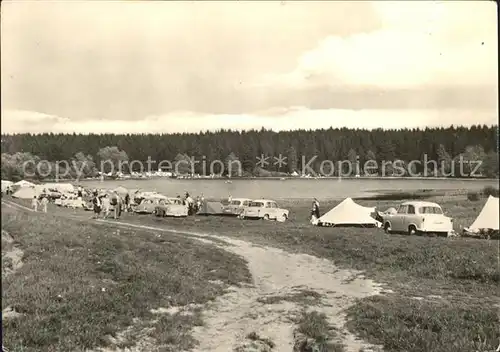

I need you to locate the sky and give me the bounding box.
[1,1,498,134]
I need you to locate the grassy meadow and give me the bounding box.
[1,204,251,352]
[3,187,499,352]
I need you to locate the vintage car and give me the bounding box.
[134,195,169,214]
[242,199,289,221]
[222,198,252,216]
[382,201,453,236]
[154,198,188,217]
[55,195,85,209]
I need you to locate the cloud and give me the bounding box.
[256,1,497,89]
[2,109,497,135]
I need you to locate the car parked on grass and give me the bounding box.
[134,195,169,214]
[222,198,252,216]
[242,199,289,221]
[382,201,453,236]
[154,198,188,217]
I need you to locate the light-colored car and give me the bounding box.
[222,198,252,216]
[154,198,188,217]
[134,196,169,214]
[242,199,289,221]
[382,201,453,236]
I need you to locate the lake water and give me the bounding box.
[80,178,498,200]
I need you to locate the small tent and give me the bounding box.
[467,195,499,232]
[43,183,75,194]
[197,201,224,215]
[114,186,129,197]
[317,198,380,227]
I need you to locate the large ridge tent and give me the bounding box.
[467,195,499,232]
[317,197,380,227]
[13,180,35,188]
[12,186,41,200]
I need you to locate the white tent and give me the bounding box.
[13,180,35,188]
[42,183,75,194]
[468,195,499,232]
[317,198,380,227]
[12,186,41,199]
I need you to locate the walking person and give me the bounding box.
[31,196,39,212]
[40,195,49,213]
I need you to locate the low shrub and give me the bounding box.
[467,191,480,201]
[482,186,499,197]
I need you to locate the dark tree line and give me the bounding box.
[1,125,498,179]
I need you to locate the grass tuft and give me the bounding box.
[292,311,345,352]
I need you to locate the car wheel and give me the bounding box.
[280,213,287,222]
[384,222,392,234]
[263,214,270,220]
[408,225,417,236]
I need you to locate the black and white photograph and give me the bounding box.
[1,1,499,351]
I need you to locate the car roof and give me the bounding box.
[231,198,252,201]
[401,201,441,207]
[251,199,275,203]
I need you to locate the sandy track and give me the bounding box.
[188,236,384,352]
[2,200,385,351]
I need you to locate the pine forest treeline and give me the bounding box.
[1,125,499,179]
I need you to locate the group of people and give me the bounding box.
[91,190,129,219]
[177,192,204,215]
[32,195,49,213]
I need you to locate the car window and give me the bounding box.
[397,205,407,214]
[231,200,241,205]
[420,206,443,214]
[250,202,264,207]
[407,205,416,214]
[271,202,277,208]
[243,201,250,206]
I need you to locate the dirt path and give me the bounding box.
[2,200,385,351]
[187,236,384,352]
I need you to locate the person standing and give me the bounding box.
[101,195,111,219]
[111,192,122,219]
[124,193,130,212]
[92,191,101,219]
[185,192,193,215]
[32,196,39,212]
[40,195,49,213]
[313,198,320,218]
